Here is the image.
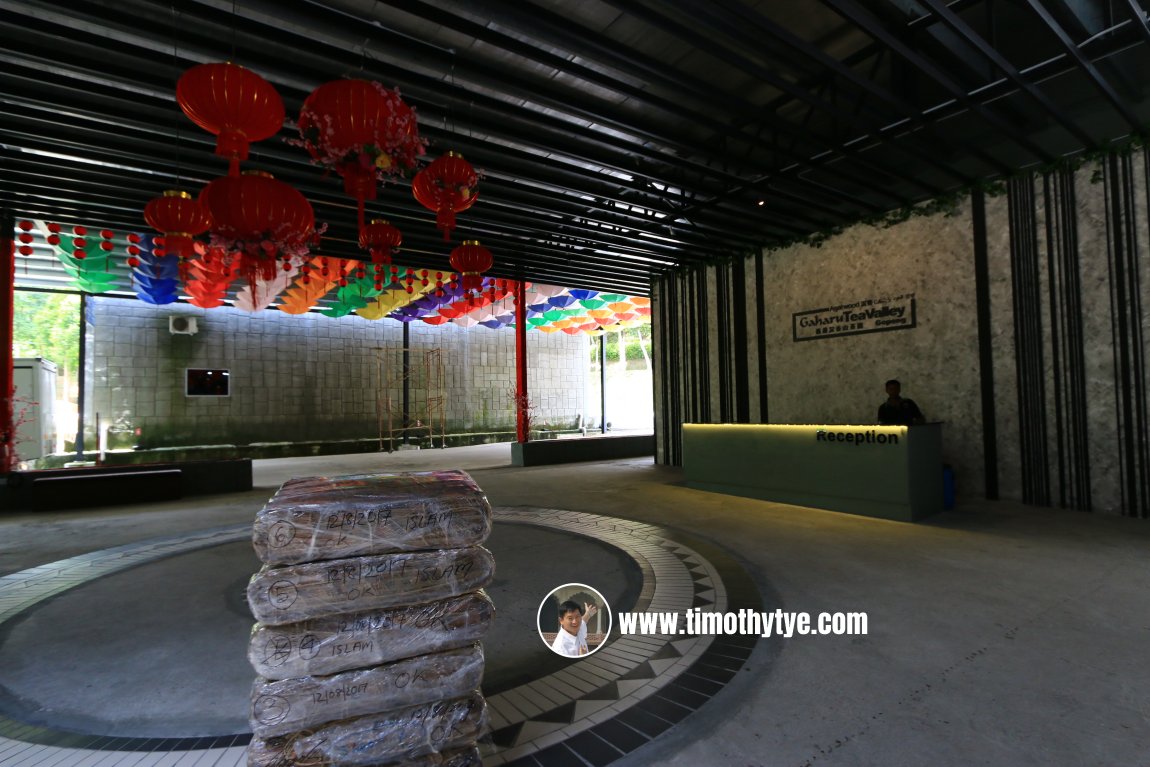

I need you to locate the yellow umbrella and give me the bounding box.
[355,282,434,320]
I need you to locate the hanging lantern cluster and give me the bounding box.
[135,60,514,315]
[142,62,323,299]
[412,151,479,242]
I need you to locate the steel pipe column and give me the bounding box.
[514,279,529,443]
[1,211,16,472]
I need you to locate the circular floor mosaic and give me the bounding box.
[0,508,762,767]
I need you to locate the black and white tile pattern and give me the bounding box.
[0,509,760,766]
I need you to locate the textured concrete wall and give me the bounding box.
[757,202,984,496]
[88,299,588,448]
[654,151,1150,514]
[984,161,1148,514]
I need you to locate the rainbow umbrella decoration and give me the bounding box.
[130,234,181,304]
[279,257,357,314]
[51,226,122,294]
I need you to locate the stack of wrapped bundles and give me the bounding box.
[245,470,495,767]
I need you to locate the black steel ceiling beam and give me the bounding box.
[191,0,807,193]
[0,162,675,289]
[1046,1,1143,100]
[4,1,892,244]
[1,108,753,272]
[1124,0,1150,48]
[1,69,768,262]
[2,4,758,225]
[363,0,910,221]
[0,155,671,284]
[821,0,1055,165]
[2,85,754,260]
[656,0,979,192]
[389,0,926,211]
[441,135,837,246]
[3,74,814,265]
[707,0,991,181]
[916,0,1094,149]
[587,4,939,214]
[1024,0,1143,131]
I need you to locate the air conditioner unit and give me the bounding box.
[169,316,198,335]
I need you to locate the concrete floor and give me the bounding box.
[1,443,1148,766]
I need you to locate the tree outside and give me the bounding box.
[588,325,653,432]
[13,291,81,453]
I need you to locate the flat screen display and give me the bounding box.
[186,368,230,397]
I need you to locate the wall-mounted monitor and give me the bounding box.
[186,368,230,397]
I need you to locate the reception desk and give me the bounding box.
[682,423,943,522]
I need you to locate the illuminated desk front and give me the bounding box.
[682,423,943,522]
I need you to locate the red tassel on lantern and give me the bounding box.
[411,151,479,241]
[177,62,285,176]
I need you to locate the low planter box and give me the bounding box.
[510,434,654,466]
[1,458,252,512]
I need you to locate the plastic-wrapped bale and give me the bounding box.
[247,691,487,767]
[247,743,481,767]
[375,746,481,767]
[249,590,495,680]
[248,546,495,626]
[252,470,493,566]
[251,642,485,738]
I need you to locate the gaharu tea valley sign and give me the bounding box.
[793,293,916,342]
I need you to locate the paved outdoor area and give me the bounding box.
[1,443,1148,766]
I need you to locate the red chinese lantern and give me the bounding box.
[411,151,478,241]
[177,62,285,177]
[296,79,423,233]
[144,190,212,259]
[199,171,318,284]
[359,219,402,267]
[449,240,493,293]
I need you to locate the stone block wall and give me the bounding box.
[87,298,588,448]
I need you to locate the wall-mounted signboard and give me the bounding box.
[793,293,916,342]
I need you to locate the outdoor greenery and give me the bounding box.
[13,291,80,399]
[591,325,652,368]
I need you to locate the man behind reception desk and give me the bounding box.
[878,379,925,426]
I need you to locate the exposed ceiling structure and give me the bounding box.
[4,0,1150,298]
